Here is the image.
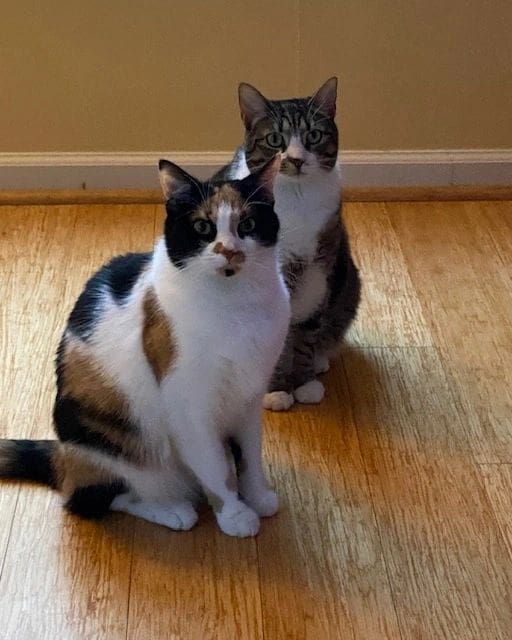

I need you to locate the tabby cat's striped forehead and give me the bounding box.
[264,97,327,131]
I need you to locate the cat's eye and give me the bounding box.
[265,132,284,148]
[306,129,323,144]
[238,217,256,234]
[193,220,213,235]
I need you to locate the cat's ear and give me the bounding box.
[243,155,281,201]
[238,83,269,129]
[158,159,197,200]
[310,77,338,119]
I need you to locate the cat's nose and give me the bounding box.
[288,157,304,170]
[213,241,245,265]
[222,248,243,263]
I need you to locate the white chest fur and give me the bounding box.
[273,165,342,262]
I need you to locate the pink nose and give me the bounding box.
[213,242,245,264]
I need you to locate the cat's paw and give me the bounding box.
[216,501,260,538]
[163,502,199,530]
[263,391,295,412]
[244,489,279,518]
[314,353,330,374]
[110,496,198,531]
[294,379,325,404]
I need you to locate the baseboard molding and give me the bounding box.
[2,185,512,206]
[0,149,510,197]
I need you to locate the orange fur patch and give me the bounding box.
[61,342,130,420]
[142,288,177,384]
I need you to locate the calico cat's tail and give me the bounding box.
[0,439,58,488]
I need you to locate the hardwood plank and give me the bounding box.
[480,464,512,559]
[257,361,401,640]
[0,204,156,639]
[127,520,263,640]
[479,200,512,290]
[0,490,133,640]
[344,202,433,347]
[0,488,19,578]
[344,347,512,640]
[388,201,512,463]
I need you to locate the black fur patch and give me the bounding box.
[53,396,135,460]
[68,252,151,339]
[235,177,280,248]
[164,186,213,268]
[0,439,57,487]
[65,481,127,519]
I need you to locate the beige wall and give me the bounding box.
[1,1,511,153]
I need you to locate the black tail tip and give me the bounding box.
[0,439,57,488]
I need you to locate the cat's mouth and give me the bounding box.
[217,266,239,278]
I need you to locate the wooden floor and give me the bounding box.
[1,201,511,640]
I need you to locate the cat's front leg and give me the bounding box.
[174,420,260,538]
[264,332,295,412]
[231,403,278,518]
[292,320,326,404]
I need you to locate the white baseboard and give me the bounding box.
[0,150,510,190]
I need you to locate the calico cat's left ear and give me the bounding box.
[243,155,281,201]
[310,77,338,119]
[158,159,198,200]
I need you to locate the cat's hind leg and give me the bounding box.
[110,493,198,531]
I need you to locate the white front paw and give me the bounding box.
[263,391,295,412]
[216,502,260,538]
[245,489,279,518]
[294,379,325,404]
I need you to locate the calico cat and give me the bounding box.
[0,157,290,538]
[216,77,361,411]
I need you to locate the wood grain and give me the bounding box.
[127,519,263,640]
[480,464,512,559]
[344,202,433,347]
[258,362,401,639]
[387,201,512,463]
[344,347,512,640]
[1,200,512,639]
[0,489,133,640]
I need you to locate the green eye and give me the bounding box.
[265,132,284,148]
[238,217,256,234]
[307,129,323,144]
[193,220,213,235]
